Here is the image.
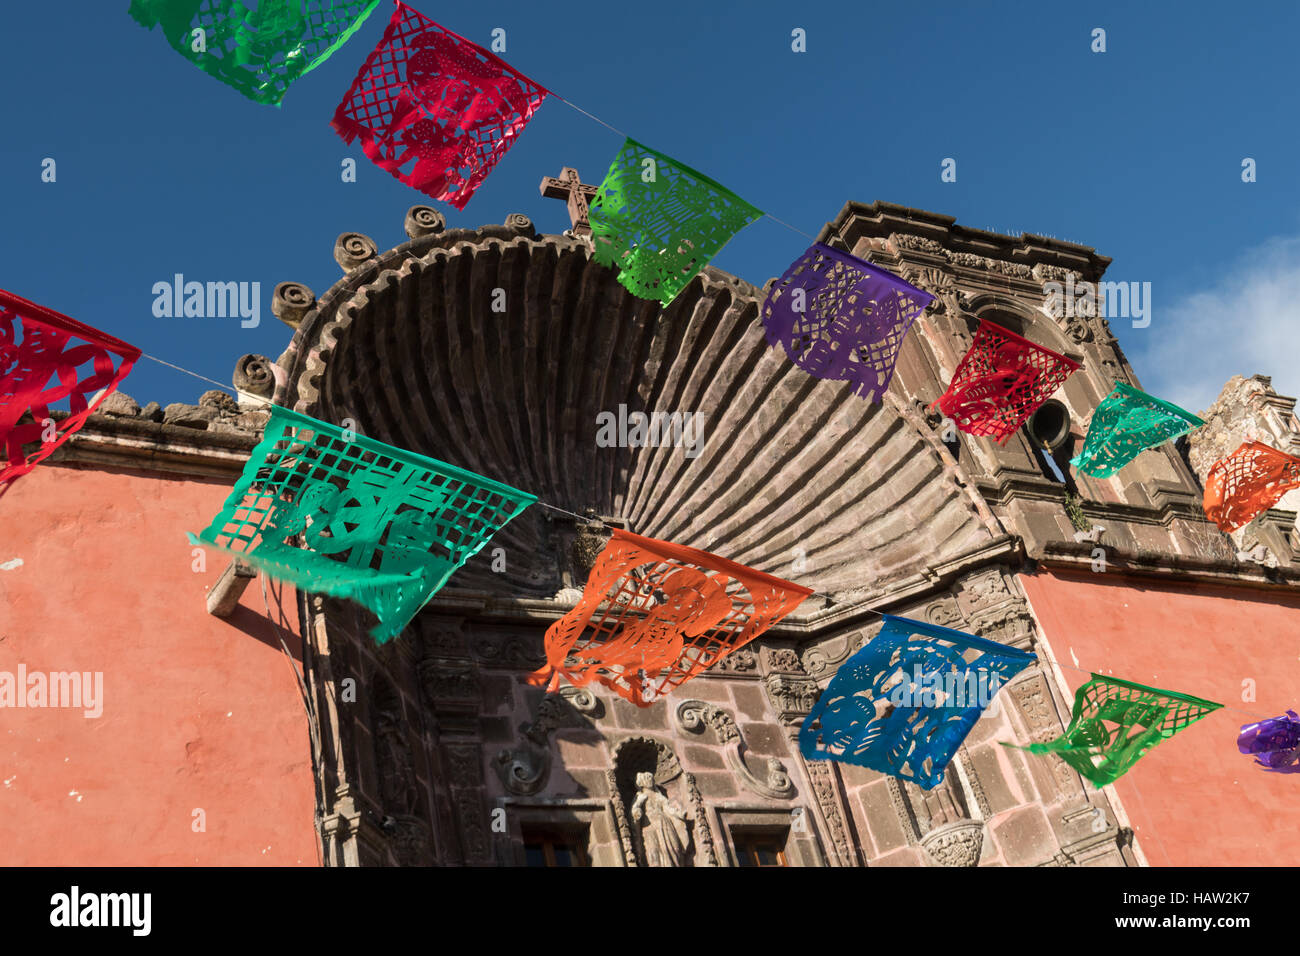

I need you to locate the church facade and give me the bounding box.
[5,200,1298,866]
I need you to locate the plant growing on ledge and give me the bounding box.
[1064,490,1092,532]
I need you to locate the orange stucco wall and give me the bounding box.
[1019,569,1300,867]
[0,463,318,865]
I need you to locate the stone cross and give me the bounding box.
[539,167,598,236]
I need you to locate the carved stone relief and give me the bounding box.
[444,743,492,863]
[372,680,422,820]
[494,686,602,796]
[763,647,804,674]
[764,674,822,727]
[804,760,856,866]
[925,597,964,629]
[921,820,985,867]
[675,699,795,800]
[903,266,961,317]
[1063,314,1094,344]
[712,647,757,674]
[684,773,718,866]
[1007,672,1078,800]
[473,635,546,670]
[887,777,922,846]
[891,233,949,257]
[800,629,868,681]
[949,252,1034,278]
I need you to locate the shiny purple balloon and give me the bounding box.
[1237,710,1300,769]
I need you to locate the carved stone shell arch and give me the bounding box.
[612,736,681,784]
[272,221,1002,611]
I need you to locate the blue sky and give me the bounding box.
[3,0,1298,413]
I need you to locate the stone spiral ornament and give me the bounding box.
[334,232,379,272]
[233,354,276,399]
[504,213,536,236]
[272,282,316,328]
[404,206,446,239]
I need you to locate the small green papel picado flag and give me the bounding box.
[588,138,762,306]
[1071,382,1204,478]
[1003,673,1222,787]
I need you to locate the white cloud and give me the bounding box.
[1134,236,1300,414]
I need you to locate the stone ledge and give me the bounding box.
[42,409,261,480]
[1032,546,1300,591]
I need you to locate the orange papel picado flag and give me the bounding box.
[529,529,812,707]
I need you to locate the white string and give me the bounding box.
[548,93,815,246]
[134,340,1273,724]
[552,93,630,139]
[141,352,273,407]
[763,213,817,241]
[126,287,1284,728]
[536,500,603,523]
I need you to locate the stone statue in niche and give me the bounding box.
[631,771,692,866]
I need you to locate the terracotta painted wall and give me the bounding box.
[0,463,318,865]
[1019,570,1300,867]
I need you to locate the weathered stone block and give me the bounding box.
[962,710,1004,746]
[479,716,512,744]
[611,698,669,731]
[162,403,217,429]
[478,674,514,715]
[99,392,140,417]
[683,745,726,771]
[860,781,908,854]
[199,390,240,413]
[871,847,924,866]
[740,722,791,757]
[566,769,611,797]
[690,772,738,799]
[990,806,1056,866]
[731,683,768,721]
[837,761,885,787]
[555,736,606,770]
[966,744,1020,815]
[675,679,730,703]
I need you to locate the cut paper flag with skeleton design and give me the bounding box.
[1237,710,1300,770]
[529,529,812,707]
[331,0,549,209]
[1,289,141,484]
[798,615,1036,790]
[762,244,933,402]
[129,0,382,106]
[1202,440,1300,532]
[588,139,763,306]
[1003,674,1222,788]
[1070,382,1203,478]
[934,319,1081,444]
[188,406,535,642]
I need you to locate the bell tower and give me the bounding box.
[817,200,1297,577]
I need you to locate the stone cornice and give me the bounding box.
[40,410,259,481]
[820,200,1112,283]
[1032,546,1300,591]
[975,476,1206,527]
